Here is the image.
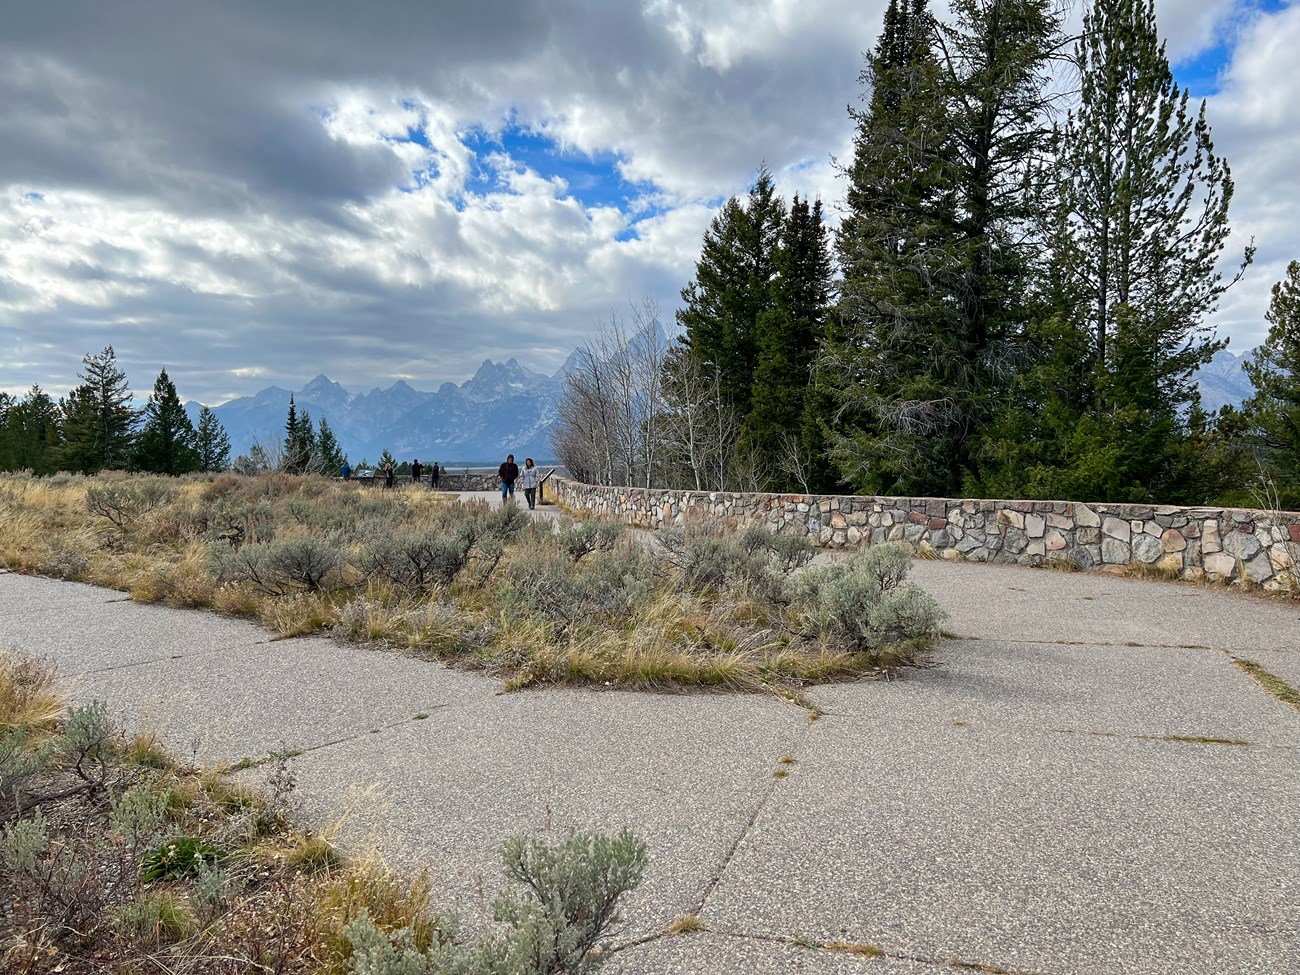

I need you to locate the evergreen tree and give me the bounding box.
[1018,0,1252,501]
[746,196,836,490]
[295,406,318,472]
[677,165,787,419]
[60,346,139,473]
[0,385,62,473]
[281,395,319,474]
[1239,260,1300,509]
[982,0,1252,503]
[826,0,1061,496]
[315,416,346,473]
[135,368,200,475]
[195,406,232,472]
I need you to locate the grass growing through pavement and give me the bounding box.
[1232,658,1300,712]
[0,471,944,698]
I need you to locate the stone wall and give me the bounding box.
[551,477,1300,590]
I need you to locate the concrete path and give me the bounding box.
[2,556,1298,974]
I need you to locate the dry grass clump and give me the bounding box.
[0,471,944,699]
[0,648,65,734]
[0,653,440,974]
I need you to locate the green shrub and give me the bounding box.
[503,549,651,631]
[109,780,168,850]
[556,521,624,562]
[84,480,177,529]
[140,834,225,881]
[212,535,346,594]
[797,543,944,654]
[345,828,647,975]
[357,532,472,593]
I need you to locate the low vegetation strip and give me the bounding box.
[0,651,647,973]
[1232,658,1300,713]
[0,471,943,697]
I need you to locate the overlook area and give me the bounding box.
[2,485,1297,974]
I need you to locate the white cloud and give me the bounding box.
[0,0,1294,405]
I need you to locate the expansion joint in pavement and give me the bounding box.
[221,705,452,773]
[689,720,815,918]
[614,924,1049,975]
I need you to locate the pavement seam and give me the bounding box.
[224,705,454,771]
[613,924,1049,974]
[55,640,277,679]
[688,718,816,919]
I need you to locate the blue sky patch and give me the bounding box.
[1174,0,1290,97]
[462,122,656,213]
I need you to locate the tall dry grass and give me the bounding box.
[0,471,942,700]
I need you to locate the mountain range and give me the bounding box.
[186,354,578,466]
[187,343,1259,467]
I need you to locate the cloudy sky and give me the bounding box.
[2,0,1296,406]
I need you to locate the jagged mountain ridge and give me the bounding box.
[187,357,563,465]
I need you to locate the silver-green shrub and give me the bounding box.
[797,543,944,653]
[84,480,177,529]
[357,532,472,593]
[211,535,345,594]
[346,828,647,975]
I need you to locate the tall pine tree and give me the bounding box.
[195,406,232,473]
[1239,261,1300,510]
[827,0,1061,495]
[677,165,787,420]
[746,195,835,491]
[135,368,200,475]
[985,0,1252,503]
[60,346,139,473]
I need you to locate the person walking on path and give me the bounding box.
[430,461,440,489]
[383,460,395,490]
[518,457,541,510]
[498,454,519,502]
[411,458,422,484]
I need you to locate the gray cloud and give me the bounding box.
[0,0,1292,407]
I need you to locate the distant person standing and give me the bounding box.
[340,461,352,480]
[411,458,422,484]
[383,460,394,489]
[518,458,541,509]
[498,453,519,502]
[430,461,440,489]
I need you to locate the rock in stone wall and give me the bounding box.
[550,477,1300,590]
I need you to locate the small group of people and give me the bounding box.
[338,459,442,489]
[497,454,542,509]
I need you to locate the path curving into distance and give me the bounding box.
[2,533,1298,974]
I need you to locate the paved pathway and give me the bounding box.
[2,549,1298,973]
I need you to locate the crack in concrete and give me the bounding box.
[223,704,454,772]
[55,640,278,679]
[688,720,816,919]
[614,924,1047,974]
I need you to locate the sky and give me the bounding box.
[2,0,1297,406]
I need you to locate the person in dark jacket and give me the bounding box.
[411,458,422,484]
[383,461,394,489]
[498,454,519,501]
[430,461,440,489]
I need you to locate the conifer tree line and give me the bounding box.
[558,0,1298,509]
[0,347,345,477]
